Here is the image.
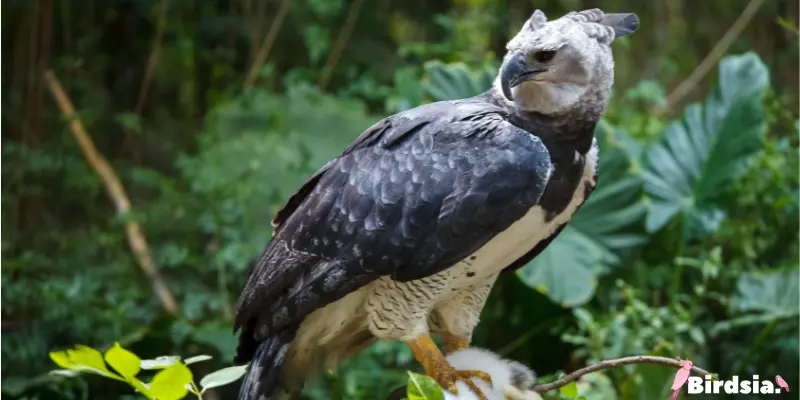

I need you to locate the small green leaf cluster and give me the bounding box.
[49,343,247,400]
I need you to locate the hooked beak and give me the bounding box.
[500,52,546,101]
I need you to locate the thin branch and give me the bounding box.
[135,0,171,115]
[660,0,764,113]
[317,0,364,91]
[244,0,291,90]
[247,0,269,71]
[120,0,171,154]
[532,355,714,393]
[43,70,181,318]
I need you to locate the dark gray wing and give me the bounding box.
[234,100,552,360]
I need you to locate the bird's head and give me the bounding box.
[498,9,639,115]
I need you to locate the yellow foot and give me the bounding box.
[443,332,470,354]
[406,336,492,399]
[434,366,493,399]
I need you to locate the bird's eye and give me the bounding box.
[533,50,556,63]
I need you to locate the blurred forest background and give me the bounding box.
[2,0,798,399]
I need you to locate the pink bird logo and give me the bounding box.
[668,360,693,400]
[776,375,790,392]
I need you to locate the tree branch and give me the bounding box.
[244,0,291,90]
[44,70,181,317]
[659,0,764,113]
[532,355,714,393]
[317,0,364,91]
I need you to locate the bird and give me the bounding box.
[776,375,790,392]
[233,8,639,400]
[669,360,693,400]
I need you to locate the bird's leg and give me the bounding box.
[443,332,470,354]
[436,275,497,356]
[405,335,492,399]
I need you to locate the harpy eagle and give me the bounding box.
[234,8,639,400]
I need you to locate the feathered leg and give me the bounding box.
[436,275,497,355]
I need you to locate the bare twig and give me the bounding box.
[659,0,764,113]
[120,0,171,154]
[247,0,269,71]
[244,0,291,90]
[44,70,181,317]
[531,355,714,393]
[317,0,364,91]
[135,0,171,115]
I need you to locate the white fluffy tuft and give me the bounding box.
[441,348,542,400]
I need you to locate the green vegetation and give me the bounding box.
[49,344,247,399]
[3,0,797,399]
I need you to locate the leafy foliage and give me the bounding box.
[643,53,769,237]
[49,344,246,399]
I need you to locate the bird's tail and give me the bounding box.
[238,327,299,400]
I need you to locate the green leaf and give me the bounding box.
[518,127,648,306]
[184,355,213,365]
[199,365,249,392]
[422,61,496,102]
[731,267,799,314]
[69,345,112,373]
[712,268,800,335]
[560,381,579,398]
[141,356,181,370]
[104,342,141,379]
[50,351,77,370]
[642,52,769,237]
[49,345,123,380]
[129,378,154,399]
[406,372,444,400]
[149,362,193,400]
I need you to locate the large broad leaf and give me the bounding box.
[517,125,648,307]
[643,52,769,237]
[422,60,496,102]
[712,268,799,335]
